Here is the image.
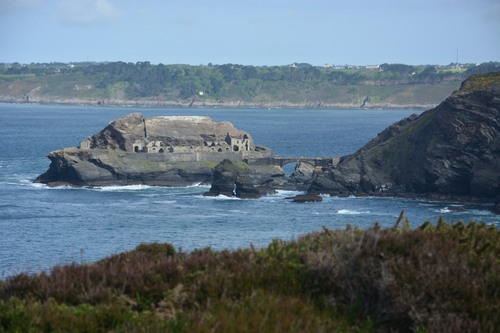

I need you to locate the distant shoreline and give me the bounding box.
[0,97,435,110]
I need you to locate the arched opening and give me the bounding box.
[159,148,165,153]
[282,161,297,178]
[233,145,240,152]
[134,146,139,153]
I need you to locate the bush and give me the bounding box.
[304,220,499,331]
[0,219,498,332]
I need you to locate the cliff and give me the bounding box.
[35,113,286,188]
[307,73,500,205]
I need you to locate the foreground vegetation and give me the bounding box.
[1,61,499,107]
[0,216,498,332]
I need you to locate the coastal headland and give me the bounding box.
[304,72,500,211]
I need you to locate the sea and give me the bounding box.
[1,103,498,279]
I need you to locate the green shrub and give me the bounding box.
[304,220,499,332]
[1,219,498,332]
[135,243,176,257]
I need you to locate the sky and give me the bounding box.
[1,0,499,66]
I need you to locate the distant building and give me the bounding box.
[146,141,163,153]
[224,133,253,152]
[79,138,91,150]
[131,132,254,154]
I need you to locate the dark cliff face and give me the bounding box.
[309,73,500,201]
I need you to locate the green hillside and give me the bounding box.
[1,61,499,108]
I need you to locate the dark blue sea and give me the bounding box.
[1,103,498,278]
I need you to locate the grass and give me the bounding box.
[461,72,500,92]
[0,216,498,332]
[0,74,36,81]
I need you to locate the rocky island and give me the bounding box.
[36,73,500,210]
[35,114,290,195]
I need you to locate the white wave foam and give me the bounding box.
[30,182,48,189]
[153,200,176,204]
[436,206,469,214]
[201,194,243,201]
[29,183,78,190]
[274,190,305,197]
[312,211,335,216]
[95,184,152,191]
[337,209,369,215]
[330,195,357,200]
[186,183,211,188]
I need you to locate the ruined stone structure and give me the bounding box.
[79,115,257,156]
[129,132,254,154]
[39,114,279,187]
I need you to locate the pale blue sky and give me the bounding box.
[2,0,499,66]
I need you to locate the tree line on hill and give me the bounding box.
[1,61,499,102]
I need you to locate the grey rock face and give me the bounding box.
[287,161,316,190]
[204,159,283,199]
[309,73,500,202]
[291,193,323,203]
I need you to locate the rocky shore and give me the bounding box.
[0,95,437,110]
[304,73,500,210]
[35,73,500,211]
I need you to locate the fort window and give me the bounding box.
[233,145,240,152]
[134,146,139,153]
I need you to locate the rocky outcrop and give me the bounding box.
[85,113,256,151]
[308,73,500,203]
[35,114,280,187]
[203,160,281,199]
[291,193,323,203]
[287,161,316,190]
[35,148,217,187]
